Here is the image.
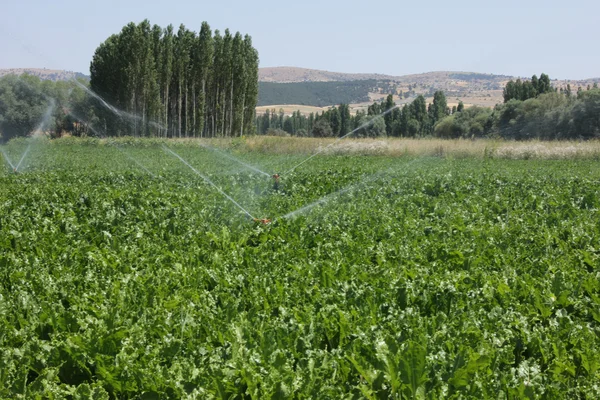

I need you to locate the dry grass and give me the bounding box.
[255,104,329,116]
[98,136,600,160]
[213,136,600,159]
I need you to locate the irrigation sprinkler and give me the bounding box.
[282,105,400,175]
[162,145,258,220]
[272,173,280,190]
[14,144,32,172]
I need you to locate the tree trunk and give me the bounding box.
[192,81,196,138]
[201,79,206,138]
[240,98,245,137]
[184,82,188,138]
[164,85,169,138]
[229,74,234,136]
[178,79,182,138]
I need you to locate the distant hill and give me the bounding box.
[0,68,89,81]
[259,66,398,83]
[258,69,512,108]
[2,66,597,111]
[258,80,382,107]
[257,68,600,109]
[258,67,512,84]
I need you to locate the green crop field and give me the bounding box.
[1,138,599,399]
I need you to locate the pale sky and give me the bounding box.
[0,0,598,80]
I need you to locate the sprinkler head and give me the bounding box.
[272,173,281,191]
[253,218,271,225]
[13,168,17,173]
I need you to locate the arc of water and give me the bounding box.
[71,79,122,117]
[71,79,170,133]
[68,111,156,177]
[202,145,271,177]
[111,145,157,177]
[14,144,32,172]
[162,145,256,220]
[70,81,272,178]
[34,100,56,135]
[1,148,16,170]
[278,157,424,221]
[283,105,399,175]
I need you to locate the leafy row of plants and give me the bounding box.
[1,141,599,398]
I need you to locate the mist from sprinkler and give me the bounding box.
[33,99,56,136]
[283,105,400,175]
[3,98,56,173]
[70,110,265,223]
[71,81,274,179]
[68,110,156,177]
[162,145,256,220]
[14,144,32,172]
[1,147,16,170]
[71,79,165,132]
[278,157,424,221]
[71,80,124,119]
[201,145,271,177]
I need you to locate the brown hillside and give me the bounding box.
[257,68,599,111]
[259,67,398,82]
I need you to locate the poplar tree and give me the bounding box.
[89,20,258,138]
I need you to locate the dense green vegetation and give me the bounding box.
[258,76,600,140]
[2,67,600,143]
[0,74,75,142]
[256,92,449,137]
[436,89,600,140]
[503,74,553,103]
[90,20,259,138]
[1,138,599,398]
[258,80,378,107]
[0,20,259,142]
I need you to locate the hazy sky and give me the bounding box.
[0,0,598,79]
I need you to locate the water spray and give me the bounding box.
[71,79,123,118]
[277,157,424,221]
[33,100,56,136]
[71,79,167,133]
[201,144,271,177]
[1,148,16,171]
[14,144,32,172]
[162,145,258,220]
[283,105,400,175]
[68,110,156,177]
[70,81,272,179]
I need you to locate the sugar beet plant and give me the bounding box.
[0,139,599,398]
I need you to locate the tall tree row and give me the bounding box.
[89,20,259,138]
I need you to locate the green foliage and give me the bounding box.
[433,88,600,140]
[0,75,78,141]
[503,73,553,103]
[428,91,448,125]
[435,106,493,138]
[90,20,259,138]
[355,114,386,137]
[492,90,599,139]
[311,118,333,137]
[1,140,600,397]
